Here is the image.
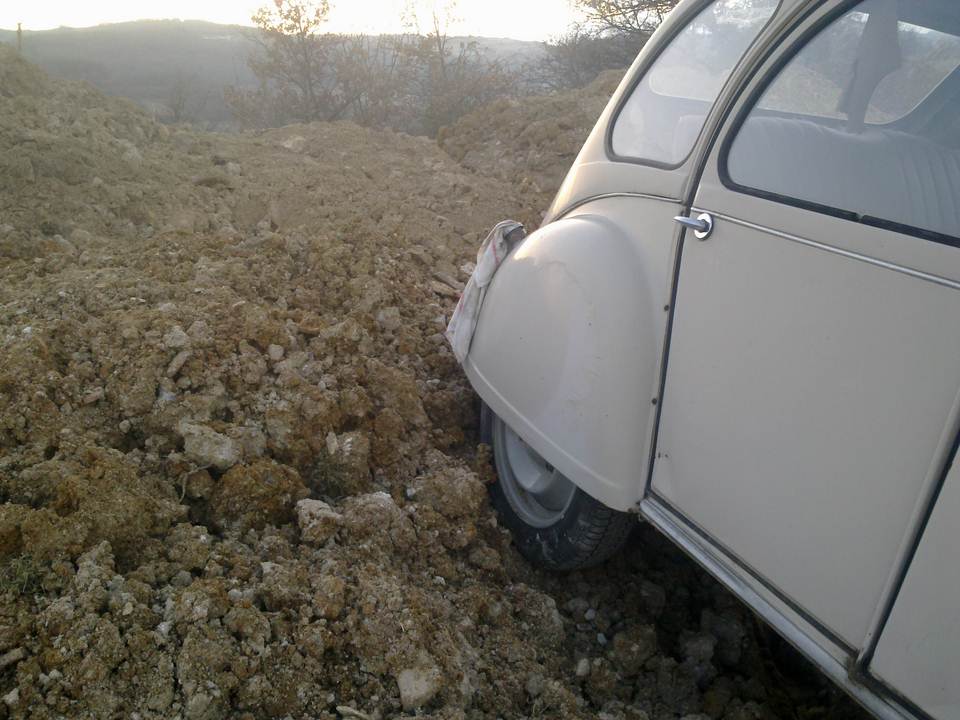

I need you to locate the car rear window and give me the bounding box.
[610,0,779,166]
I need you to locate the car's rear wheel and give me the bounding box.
[481,403,634,570]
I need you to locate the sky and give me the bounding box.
[1,0,584,41]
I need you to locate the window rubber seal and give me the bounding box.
[716,0,960,249]
[603,0,782,171]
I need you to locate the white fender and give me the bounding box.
[463,207,672,511]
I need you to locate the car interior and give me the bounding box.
[727,0,960,240]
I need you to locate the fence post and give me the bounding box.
[17,23,22,53]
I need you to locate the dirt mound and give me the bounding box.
[0,46,224,261]
[0,55,865,719]
[438,70,626,208]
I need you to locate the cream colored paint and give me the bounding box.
[872,458,960,720]
[465,196,678,511]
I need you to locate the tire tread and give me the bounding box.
[481,403,634,571]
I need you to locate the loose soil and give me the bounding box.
[0,47,867,720]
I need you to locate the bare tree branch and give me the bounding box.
[576,0,680,36]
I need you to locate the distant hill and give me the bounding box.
[0,20,546,129]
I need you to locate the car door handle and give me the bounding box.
[674,212,714,240]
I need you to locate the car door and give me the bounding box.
[651,0,960,663]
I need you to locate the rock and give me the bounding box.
[430,280,460,298]
[0,647,25,670]
[224,606,271,653]
[70,228,93,244]
[165,350,192,378]
[280,135,307,152]
[656,657,703,716]
[396,652,442,711]
[575,658,590,678]
[640,579,667,617]
[432,270,463,292]
[322,431,372,495]
[51,234,77,255]
[337,707,373,720]
[237,342,268,385]
[183,469,214,500]
[82,386,105,405]
[701,610,746,668]
[467,544,500,571]
[341,492,416,552]
[683,633,718,687]
[187,320,212,345]
[375,306,402,332]
[684,634,716,664]
[610,624,657,677]
[296,499,343,546]
[312,574,346,619]
[296,313,326,336]
[163,325,190,349]
[118,139,142,167]
[584,657,617,705]
[226,425,267,461]
[180,422,239,470]
[208,459,308,532]
[267,344,285,361]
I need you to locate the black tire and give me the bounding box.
[480,403,634,571]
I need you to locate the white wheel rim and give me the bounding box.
[492,416,576,528]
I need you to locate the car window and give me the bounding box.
[611,0,779,166]
[726,0,960,241]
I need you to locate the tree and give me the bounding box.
[575,0,680,37]
[251,0,333,119]
[530,0,677,91]
[227,0,357,125]
[401,1,516,135]
[533,23,640,91]
[332,34,419,130]
[227,0,517,135]
[168,70,210,125]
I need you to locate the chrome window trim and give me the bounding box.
[702,210,960,291]
[552,191,677,221]
[714,0,960,247]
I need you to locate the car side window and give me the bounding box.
[726,0,960,241]
[610,0,779,166]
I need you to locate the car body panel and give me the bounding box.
[464,197,677,511]
[652,208,960,646]
[871,457,960,720]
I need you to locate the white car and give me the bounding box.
[461,1,960,719]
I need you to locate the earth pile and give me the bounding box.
[0,48,863,720]
[438,70,625,210]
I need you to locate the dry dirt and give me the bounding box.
[0,47,867,720]
[438,70,625,210]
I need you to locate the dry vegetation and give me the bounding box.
[0,47,866,720]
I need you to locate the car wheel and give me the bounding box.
[481,403,634,570]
